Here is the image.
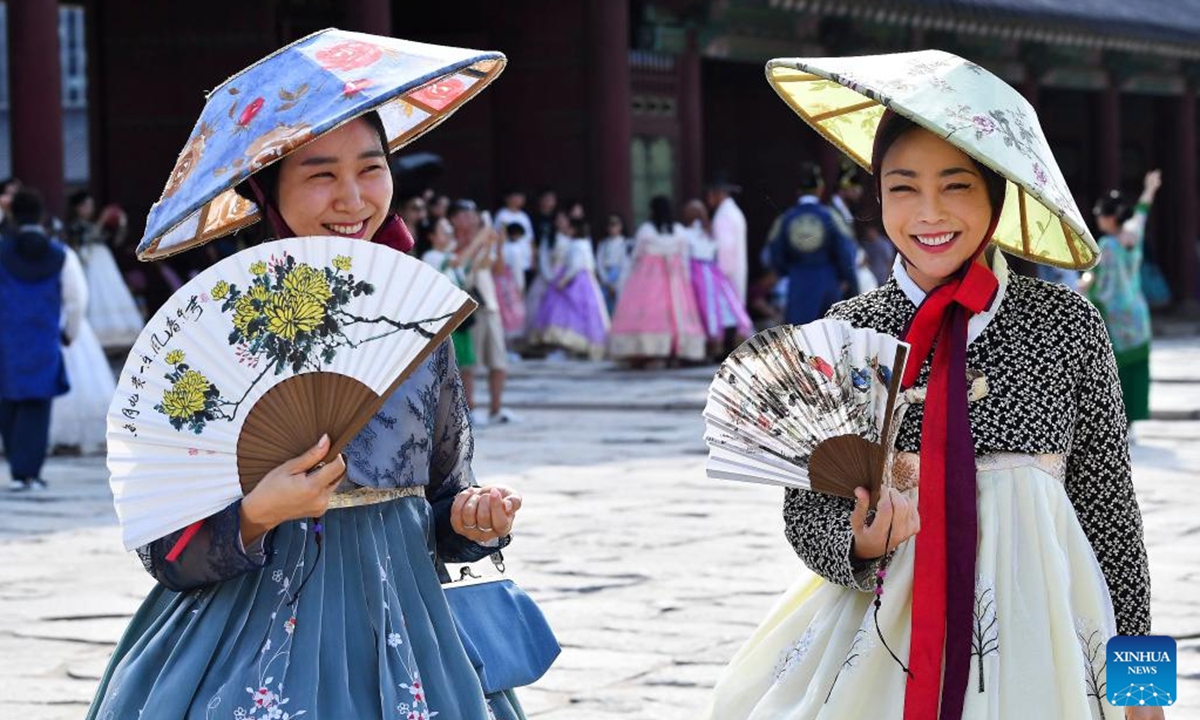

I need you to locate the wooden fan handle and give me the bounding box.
[808,434,884,508]
[236,372,380,496]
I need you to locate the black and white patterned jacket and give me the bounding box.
[783,256,1152,637]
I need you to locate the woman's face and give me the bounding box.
[554,211,571,234]
[276,118,392,240]
[77,197,96,222]
[430,218,454,251]
[606,216,623,237]
[1096,214,1120,235]
[880,127,995,291]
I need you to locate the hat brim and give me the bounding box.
[138,30,505,261]
[766,52,1098,270]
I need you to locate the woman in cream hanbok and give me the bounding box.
[705,51,1154,720]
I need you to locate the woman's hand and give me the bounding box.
[239,434,347,545]
[1126,707,1165,719]
[1140,169,1162,204]
[850,486,920,560]
[451,485,522,543]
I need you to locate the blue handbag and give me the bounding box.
[443,554,561,694]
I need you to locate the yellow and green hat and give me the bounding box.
[767,50,1097,270]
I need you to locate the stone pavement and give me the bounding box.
[2,338,1199,719]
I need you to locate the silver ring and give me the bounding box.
[478,526,494,533]
[463,523,477,529]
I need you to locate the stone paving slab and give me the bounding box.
[2,338,1200,719]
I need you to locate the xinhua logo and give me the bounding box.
[1106,635,1176,707]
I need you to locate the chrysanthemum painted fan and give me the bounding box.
[704,319,910,506]
[107,237,475,549]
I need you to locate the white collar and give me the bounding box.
[892,250,1008,346]
[798,195,821,205]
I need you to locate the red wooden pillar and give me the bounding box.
[679,27,703,202]
[9,0,65,216]
[345,0,392,36]
[1176,82,1199,311]
[586,0,632,222]
[1097,74,1121,192]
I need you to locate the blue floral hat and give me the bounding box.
[138,29,505,260]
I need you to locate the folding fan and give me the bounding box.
[704,319,910,507]
[107,236,475,550]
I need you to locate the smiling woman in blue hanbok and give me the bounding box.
[88,30,532,720]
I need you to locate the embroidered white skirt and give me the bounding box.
[704,453,1120,720]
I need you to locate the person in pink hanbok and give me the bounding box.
[683,199,752,357]
[608,196,705,363]
[495,222,529,342]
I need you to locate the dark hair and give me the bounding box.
[414,217,441,258]
[570,216,590,240]
[0,177,19,195]
[234,110,389,209]
[838,163,862,189]
[871,110,1006,216]
[1093,190,1132,223]
[66,189,94,222]
[797,161,824,194]
[649,195,673,234]
[447,198,477,219]
[11,188,45,226]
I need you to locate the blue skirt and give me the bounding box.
[88,496,525,719]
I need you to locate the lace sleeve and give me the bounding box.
[426,342,511,563]
[136,500,272,592]
[783,488,877,592]
[1064,305,1151,636]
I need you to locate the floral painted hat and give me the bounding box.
[766,50,1097,270]
[138,28,505,260]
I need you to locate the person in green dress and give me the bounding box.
[1085,169,1162,432]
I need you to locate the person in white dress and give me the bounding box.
[707,176,748,305]
[67,192,144,350]
[594,213,634,314]
[50,245,116,454]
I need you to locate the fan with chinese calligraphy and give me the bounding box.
[107,236,474,550]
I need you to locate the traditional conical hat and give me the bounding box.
[138,29,505,260]
[767,50,1097,270]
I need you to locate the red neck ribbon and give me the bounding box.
[900,247,998,720]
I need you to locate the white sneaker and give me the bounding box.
[489,408,521,424]
[545,349,569,362]
[7,478,29,492]
[470,409,490,428]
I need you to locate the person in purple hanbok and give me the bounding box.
[531,217,610,359]
[683,199,752,356]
